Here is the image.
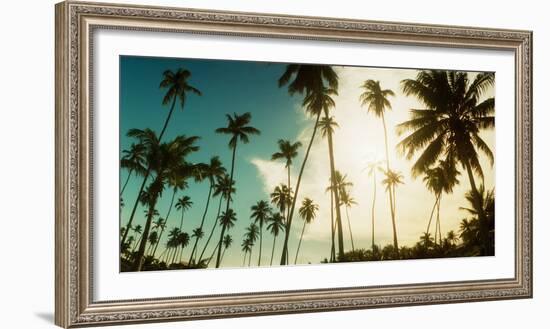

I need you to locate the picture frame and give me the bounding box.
[55,1,532,327]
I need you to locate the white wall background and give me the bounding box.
[0,0,546,328]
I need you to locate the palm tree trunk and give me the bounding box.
[371,172,377,250]
[270,235,277,266]
[425,193,440,237]
[133,202,157,271]
[345,206,355,251]
[258,222,263,266]
[248,249,253,267]
[120,169,133,196]
[206,243,219,267]
[436,196,442,245]
[329,187,336,262]
[281,111,322,265]
[216,144,238,268]
[221,247,227,263]
[198,196,223,264]
[294,221,307,264]
[381,113,399,252]
[189,183,213,264]
[120,167,151,250]
[151,225,166,258]
[325,116,345,258]
[158,96,177,142]
[242,252,247,267]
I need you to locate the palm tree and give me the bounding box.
[241,238,253,267]
[133,135,200,271]
[460,184,495,255]
[220,234,233,263]
[158,68,201,140]
[359,80,398,251]
[121,67,200,252]
[215,209,238,267]
[198,174,235,264]
[398,70,495,251]
[420,232,434,250]
[146,231,159,255]
[278,64,339,265]
[366,160,383,249]
[266,213,285,266]
[381,169,404,252]
[120,130,198,252]
[318,112,345,258]
[244,223,259,266]
[120,128,159,250]
[294,198,319,264]
[446,230,459,246]
[188,156,226,265]
[423,160,459,244]
[339,189,357,252]
[271,139,302,216]
[150,217,166,257]
[130,224,143,252]
[120,143,146,196]
[270,184,292,221]
[164,227,180,264]
[176,231,190,264]
[214,112,260,267]
[175,196,193,230]
[250,200,272,266]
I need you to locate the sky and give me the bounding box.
[119,55,495,269]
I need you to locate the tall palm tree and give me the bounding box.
[130,224,143,252]
[266,213,285,266]
[120,143,147,196]
[271,139,302,216]
[339,189,357,252]
[165,227,180,264]
[146,231,159,255]
[214,112,260,267]
[133,135,200,271]
[244,223,259,266]
[120,128,159,250]
[120,130,198,251]
[460,184,495,255]
[150,217,166,258]
[381,169,404,252]
[220,234,233,263]
[176,231,190,264]
[278,64,339,265]
[359,80,398,251]
[158,68,201,140]
[175,196,193,230]
[241,238,253,267]
[122,68,200,252]
[188,156,226,265]
[215,209,238,267]
[423,160,460,244]
[318,112,345,258]
[270,184,292,221]
[250,200,272,266]
[198,174,235,264]
[398,70,495,251]
[294,198,319,264]
[366,160,383,249]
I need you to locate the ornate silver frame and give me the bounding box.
[55,1,532,327]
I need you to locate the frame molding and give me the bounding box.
[55,1,532,327]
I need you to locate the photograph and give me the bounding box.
[118,56,496,272]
